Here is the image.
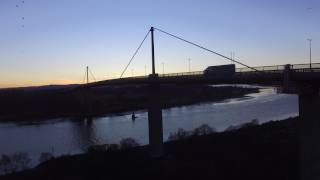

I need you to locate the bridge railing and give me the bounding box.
[120,63,320,80]
[236,65,286,72]
[157,63,320,78]
[159,71,203,77]
[291,63,320,72]
[236,63,320,72]
[120,71,204,79]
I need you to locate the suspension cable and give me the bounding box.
[120,30,151,78]
[88,68,97,82]
[154,27,258,72]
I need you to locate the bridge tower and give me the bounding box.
[147,27,164,157]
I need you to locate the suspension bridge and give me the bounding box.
[83,27,320,89]
[79,27,319,179]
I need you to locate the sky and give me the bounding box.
[0,0,319,88]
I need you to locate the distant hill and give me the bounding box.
[0,84,81,92]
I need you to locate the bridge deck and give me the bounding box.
[84,63,320,88]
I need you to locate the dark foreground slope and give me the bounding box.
[2,117,298,180]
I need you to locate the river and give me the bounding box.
[0,86,298,167]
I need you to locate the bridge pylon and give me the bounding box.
[147,74,164,157]
[147,27,164,157]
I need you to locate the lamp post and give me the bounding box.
[162,62,164,74]
[230,52,235,64]
[86,66,89,84]
[144,65,147,76]
[307,39,312,70]
[233,52,235,63]
[188,58,191,72]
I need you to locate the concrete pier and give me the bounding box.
[147,74,164,157]
[299,88,320,180]
[283,64,291,93]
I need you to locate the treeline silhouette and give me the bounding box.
[0,85,258,121]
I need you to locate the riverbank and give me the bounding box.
[2,117,298,180]
[0,84,259,122]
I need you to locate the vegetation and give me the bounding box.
[0,153,31,174]
[168,124,216,141]
[88,124,216,153]
[119,138,140,150]
[87,137,140,153]
[38,153,54,164]
[225,119,259,131]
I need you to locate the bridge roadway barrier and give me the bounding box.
[81,63,320,89]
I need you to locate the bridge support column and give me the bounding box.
[283,64,291,93]
[148,74,164,157]
[299,87,320,180]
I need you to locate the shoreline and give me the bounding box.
[0,85,259,122]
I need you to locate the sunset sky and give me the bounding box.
[0,0,319,88]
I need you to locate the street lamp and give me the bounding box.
[144,65,147,76]
[162,62,164,74]
[307,39,312,70]
[233,52,235,63]
[230,52,235,64]
[188,58,191,72]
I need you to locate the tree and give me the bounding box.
[168,128,191,141]
[193,124,216,136]
[39,152,54,164]
[120,138,140,150]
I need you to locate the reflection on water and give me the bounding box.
[0,87,298,166]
